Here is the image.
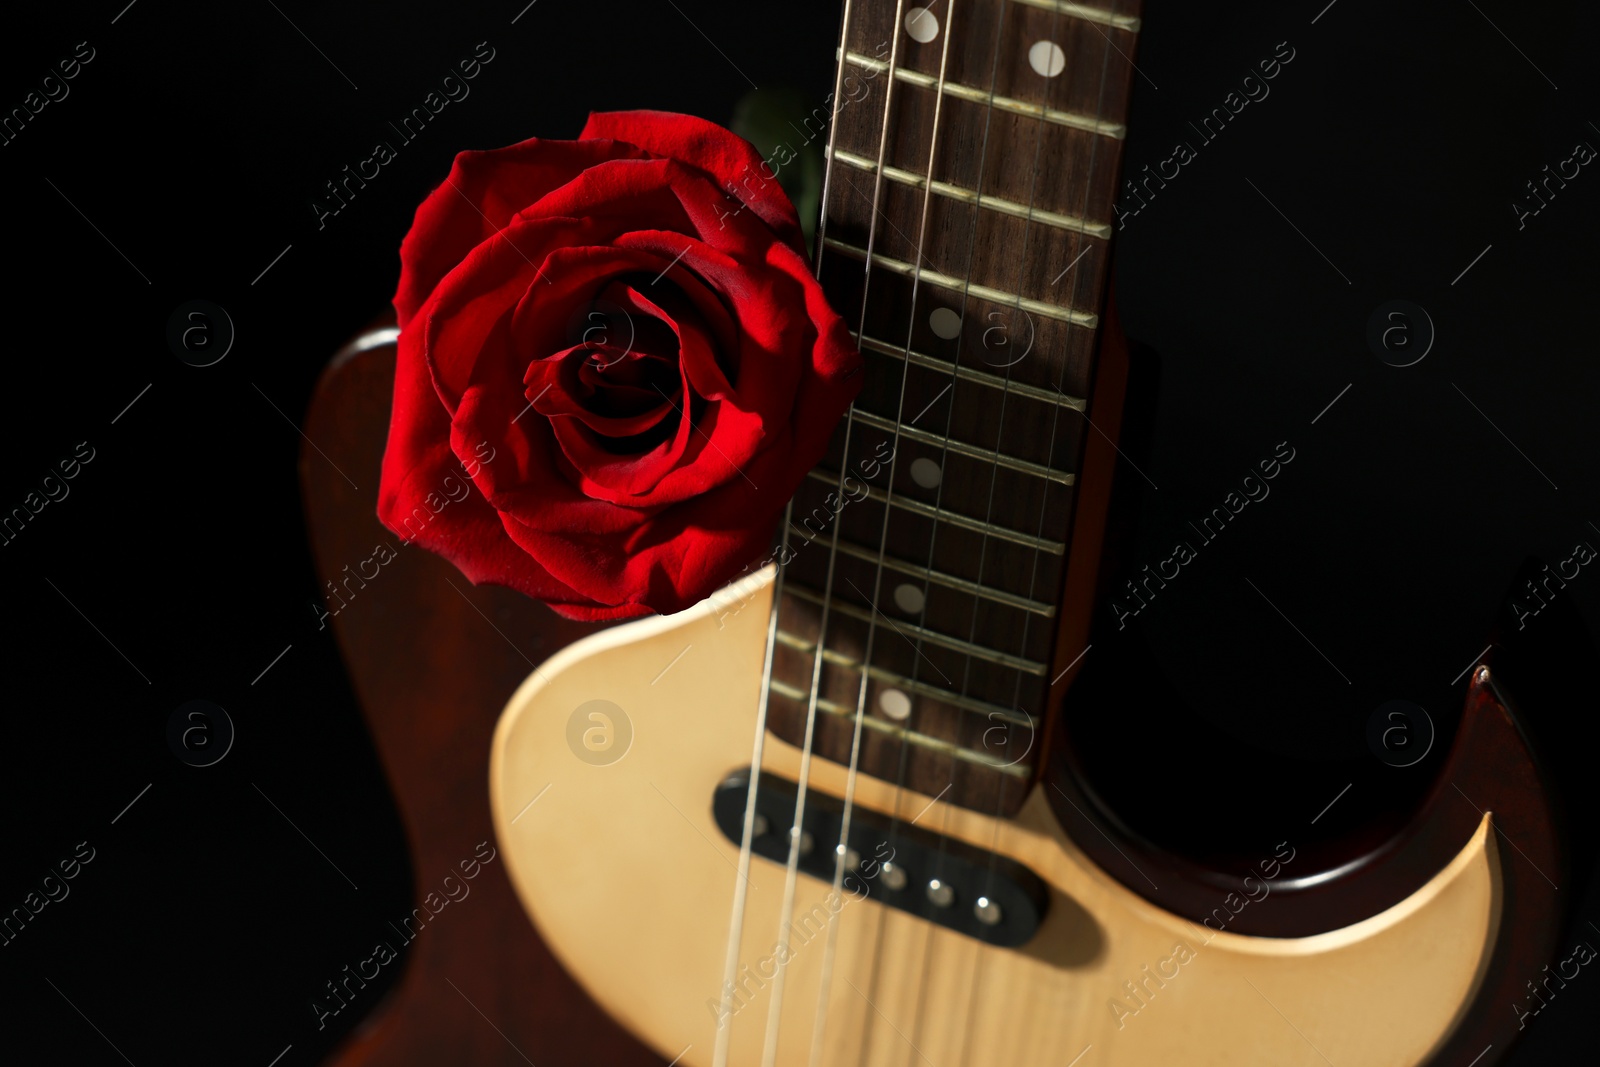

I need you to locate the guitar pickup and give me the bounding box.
[712,770,1049,948]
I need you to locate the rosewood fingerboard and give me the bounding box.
[766,0,1143,817]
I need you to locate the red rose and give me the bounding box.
[379,110,861,620]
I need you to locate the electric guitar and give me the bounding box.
[482,1,1568,1065]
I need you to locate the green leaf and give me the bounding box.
[730,87,827,251]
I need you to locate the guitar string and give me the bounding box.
[841,0,1019,1060]
[709,533,796,1067]
[710,526,791,1067]
[711,3,861,1064]
[886,0,1079,1052]
[755,2,915,1064]
[952,4,1124,1063]
[801,3,961,1065]
[814,0,860,262]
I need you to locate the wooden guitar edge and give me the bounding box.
[1047,658,1563,1067]
[299,321,664,1067]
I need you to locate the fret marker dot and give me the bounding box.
[879,688,912,721]
[904,8,939,43]
[893,583,925,614]
[1029,41,1066,78]
[910,458,942,488]
[880,861,909,891]
[929,307,961,339]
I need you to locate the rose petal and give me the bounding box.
[579,110,804,254]
[395,137,649,328]
[528,344,679,436]
[378,318,584,606]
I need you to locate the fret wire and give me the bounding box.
[841,51,1127,140]
[823,238,1100,327]
[845,408,1076,486]
[828,147,1112,238]
[766,678,1032,777]
[783,583,1048,676]
[774,627,1034,725]
[854,333,1087,411]
[1012,0,1141,30]
[804,468,1066,554]
[787,524,1056,617]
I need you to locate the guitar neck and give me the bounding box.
[766,0,1143,815]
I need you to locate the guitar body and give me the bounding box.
[306,0,1579,1061]
[490,565,1503,1067]
[305,322,1565,1067]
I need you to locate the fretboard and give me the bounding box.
[767,0,1142,816]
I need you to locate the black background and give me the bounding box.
[0,0,1595,1064]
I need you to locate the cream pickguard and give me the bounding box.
[490,566,1500,1067]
